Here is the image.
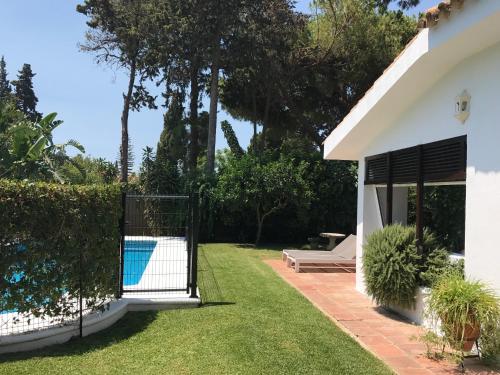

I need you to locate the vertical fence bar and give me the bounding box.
[190,192,199,299]
[186,194,193,293]
[79,245,83,338]
[119,191,126,297]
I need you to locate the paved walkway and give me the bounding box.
[266,259,498,375]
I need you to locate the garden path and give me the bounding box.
[266,259,498,375]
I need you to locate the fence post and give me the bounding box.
[118,191,126,297]
[190,192,199,299]
[79,244,83,338]
[186,194,193,293]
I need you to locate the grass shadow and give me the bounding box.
[198,246,225,304]
[198,246,236,308]
[234,243,300,252]
[200,302,236,308]
[0,310,159,362]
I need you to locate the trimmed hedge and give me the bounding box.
[363,224,450,309]
[0,180,121,319]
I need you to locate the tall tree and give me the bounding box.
[221,0,305,153]
[156,91,188,169]
[221,0,416,150]
[221,120,244,158]
[77,0,157,183]
[12,64,40,121]
[118,140,135,177]
[146,0,208,172]
[202,0,252,173]
[173,0,208,172]
[0,100,24,176]
[0,56,12,101]
[139,146,179,195]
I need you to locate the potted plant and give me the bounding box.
[427,273,500,354]
[362,224,449,309]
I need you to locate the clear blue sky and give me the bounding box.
[0,0,435,169]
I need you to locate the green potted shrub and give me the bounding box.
[428,273,500,356]
[363,224,449,309]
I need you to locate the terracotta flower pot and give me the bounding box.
[442,313,481,352]
[457,321,480,352]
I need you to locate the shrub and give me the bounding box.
[419,246,456,287]
[428,274,500,360]
[0,180,121,319]
[363,224,450,308]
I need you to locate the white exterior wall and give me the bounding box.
[355,42,500,294]
[463,44,500,294]
[356,158,383,293]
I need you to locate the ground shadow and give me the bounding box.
[200,301,235,308]
[197,246,236,309]
[296,268,354,274]
[372,306,415,324]
[235,243,300,252]
[0,310,159,363]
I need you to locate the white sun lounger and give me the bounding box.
[286,235,357,273]
[282,234,356,262]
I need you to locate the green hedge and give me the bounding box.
[0,180,121,318]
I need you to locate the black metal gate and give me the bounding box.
[118,193,198,298]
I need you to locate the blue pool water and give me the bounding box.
[1,240,157,314]
[123,240,157,286]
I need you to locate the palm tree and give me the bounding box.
[5,112,85,182]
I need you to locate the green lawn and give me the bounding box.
[0,244,392,374]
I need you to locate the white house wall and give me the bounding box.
[356,42,500,293]
[355,160,366,293]
[463,44,500,294]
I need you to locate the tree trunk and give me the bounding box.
[189,61,200,171]
[255,206,263,246]
[120,57,137,183]
[252,87,257,150]
[207,39,221,174]
[261,87,272,153]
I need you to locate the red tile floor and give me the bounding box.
[265,259,499,375]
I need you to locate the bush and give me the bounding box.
[363,224,450,308]
[202,139,358,244]
[0,180,121,319]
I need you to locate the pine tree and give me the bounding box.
[0,56,12,101]
[221,120,244,158]
[117,140,135,177]
[12,64,41,121]
[157,93,188,170]
[139,146,179,195]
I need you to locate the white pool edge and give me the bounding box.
[0,292,200,354]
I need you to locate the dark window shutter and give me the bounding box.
[422,137,466,182]
[392,147,418,184]
[364,136,466,185]
[365,155,387,184]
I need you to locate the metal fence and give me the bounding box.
[0,192,199,340]
[0,246,114,339]
[119,193,199,297]
[0,300,108,339]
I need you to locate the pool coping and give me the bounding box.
[0,292,200,354]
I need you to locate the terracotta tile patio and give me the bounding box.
[265,259,499,375]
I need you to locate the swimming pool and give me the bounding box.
[1,240,157,315]
[123,240,157,286]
